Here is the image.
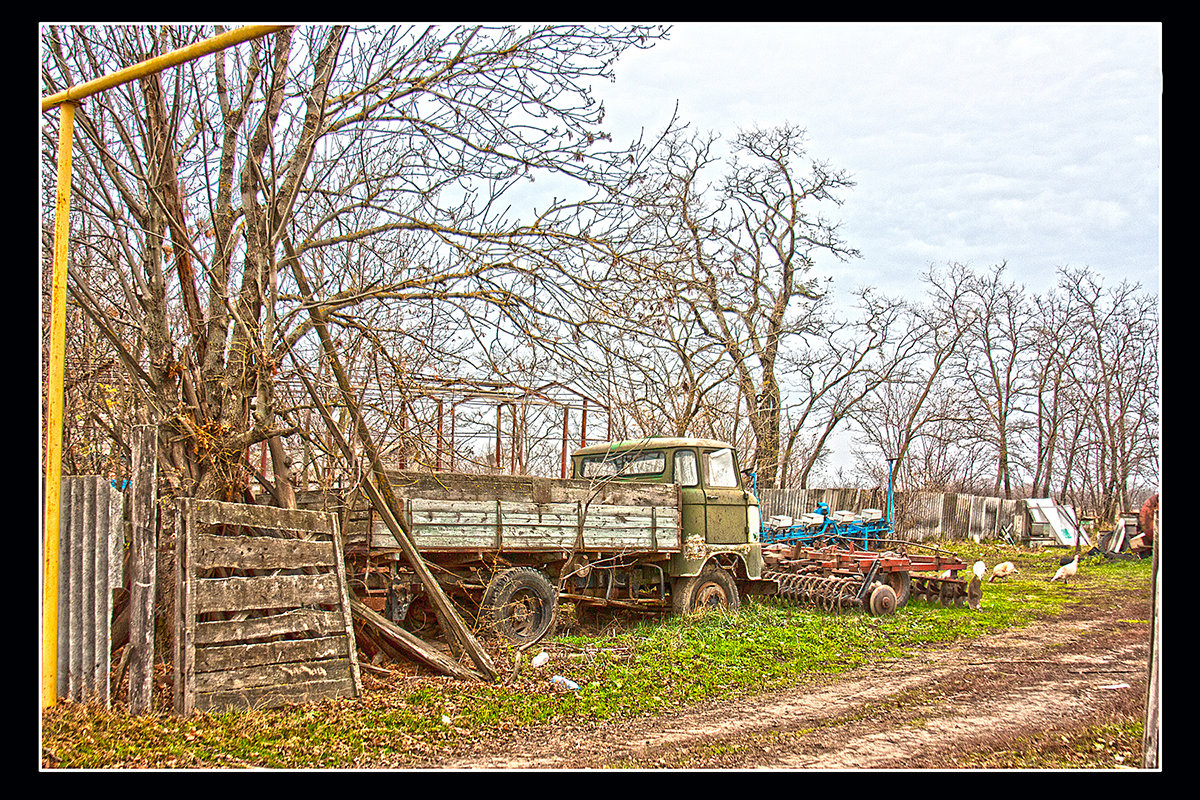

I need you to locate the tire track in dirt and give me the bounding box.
[403,590,1152,769]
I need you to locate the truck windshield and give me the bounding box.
[705,449,739,488]
[580,449,666,478]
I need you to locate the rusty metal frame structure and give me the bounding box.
[285,373,611,483]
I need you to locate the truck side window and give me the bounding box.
[581,450,665,478]
[705,449,738,488]
[674,450,699,487]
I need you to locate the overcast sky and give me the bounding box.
[592,21,1162,303]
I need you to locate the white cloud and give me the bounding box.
[594,22,1161,297]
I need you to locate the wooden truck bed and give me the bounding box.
[330,472,683,555]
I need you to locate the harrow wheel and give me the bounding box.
[876,571,912,608]
[868,584,898,616]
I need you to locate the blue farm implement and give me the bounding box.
[755,462,974,614]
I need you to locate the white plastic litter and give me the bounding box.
[551,675,580,692]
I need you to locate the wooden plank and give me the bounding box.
[189,499,335,535]
[384,470,679,507]
[194,534,337,570]
[195,635,349,673]
[129,425,158,714]
[327,512,362,697]
[397,498,682,553]
[348,597,481,681]
[176,502,197,715]
[194,658,354,694]
[194,572,342,614]
[194,608,350,645]
[195,677,356,712]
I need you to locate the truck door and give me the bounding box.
[673,448,706,540]
[701,447,749,544]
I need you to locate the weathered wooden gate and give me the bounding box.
[174,500,361,714]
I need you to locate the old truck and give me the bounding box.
[317,437,777,645]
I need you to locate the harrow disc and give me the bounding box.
[909,575,969,606]
[765,570,864,611]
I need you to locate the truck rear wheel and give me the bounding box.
[672,565,741,616]
[481,567,558,645]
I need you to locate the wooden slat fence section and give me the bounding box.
[56,476,125,705]
[759,487,1023,543]
[895,492,946,541]
[174,499,361,714]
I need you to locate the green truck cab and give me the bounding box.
[571,438,775,613]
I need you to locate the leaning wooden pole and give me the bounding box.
[296,371,494,681]
[284,240,495,679]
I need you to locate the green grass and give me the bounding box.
[952,719,1146,769]
[41,544,1153,769]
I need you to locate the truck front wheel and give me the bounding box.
[481,567,558,645]
[672,565,742,616]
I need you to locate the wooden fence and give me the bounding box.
[173,499,362,714]
[757,487,1025,543]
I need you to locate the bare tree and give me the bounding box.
[778,286,925,488]
[613,123,860,487]
[1056,267,1159,520]
[42,24,668,504]
[1027,278,1091,498]
[947,263,1035,498]
[849,264,976,491]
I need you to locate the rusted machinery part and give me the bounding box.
[765,570,901,617]
[877,570,912,608]
[766,570,861,610]
[766,570,864,612]
[909,574,969,606]
[868,584,898,616]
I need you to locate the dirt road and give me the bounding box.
[402,583,1153,769]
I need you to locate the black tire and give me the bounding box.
[876,570,911,608]
[480,567,558,645]
[672,565,742,616]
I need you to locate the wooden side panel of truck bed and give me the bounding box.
[403,499,681,552]
[333,472,682,555]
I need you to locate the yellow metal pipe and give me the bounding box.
[41,25,289,112]
[40,23,287,710]
[42,100,74,709]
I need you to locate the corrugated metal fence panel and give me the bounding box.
[57,476,125,705]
